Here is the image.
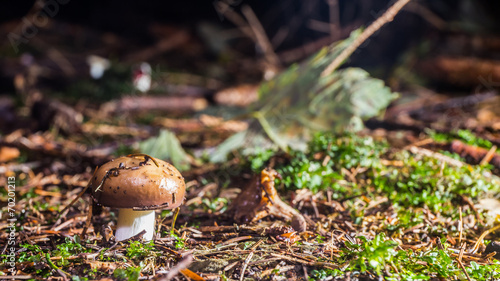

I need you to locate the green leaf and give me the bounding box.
[139,129,190,171]
[209,131,247,163]
[209,129,277,163]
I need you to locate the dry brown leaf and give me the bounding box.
[0,146,20,162]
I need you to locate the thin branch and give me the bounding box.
[241,5,281,67]
[158,254,194,281]
[321,0,412,77]
[327,0,340,39]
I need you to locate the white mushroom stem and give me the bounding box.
[114,209,155,241]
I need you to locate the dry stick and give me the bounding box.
[458,242,466,263]
[51,184,90,230]
[47,48,76,76]
[120,230,147,243]
[404,1,447,30]
[240,251,255,281]
[158,254,194,281]
[480,145,498,166]
[321,0,412,77]
[0,276,33,280]
[302,265,309,281]
[409,146,464,167]
[80,202,93,240]
[470,224,500,254]
[214,1,256,40]
[327,0,340,39]
[456,243,472,281]
[241,5,281,67]
[240,239,264,281]
[458,207,463,246]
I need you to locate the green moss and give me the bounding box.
[248,132,499,217]
[427,129,493,149]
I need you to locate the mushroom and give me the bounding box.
[90,154,185,241]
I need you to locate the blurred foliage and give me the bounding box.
[126,241,157,260]
[344,233,398,276]
[427,129,493,149]
[310,234,500,280]
[113,266,141,281]
[139,129,190,171]
[211,29,398,162]
[63,64,133,102]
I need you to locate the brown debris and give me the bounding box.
[0,146,20,163]
[154,114,248,134]
[101,96,208,116]
[419,56,500,86]
[214,84,259,107]
[228,168,307,232]
[450,140,500,169]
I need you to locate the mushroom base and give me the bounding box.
[115,209,155,241]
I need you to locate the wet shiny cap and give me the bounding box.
[90,155,186,210]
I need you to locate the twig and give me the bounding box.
[403,138,434,149]
[460,195,484,225]
[216,235,253,247]
[239,239,264,281]
[480,145,498,166]
[470,224,500,254]
[179,268,205,281]
[0,276,33,280]
[456,244,472,281]
[214,1,256,40]
[80,202,93,240]
[157,254,194,281]
[102,96,208,115]
[239,251,254,281]
[458,242,466,263]
[451,140,500,168]
[0,161,41,173]
[53,217,86,232]
[47,48,76,76]
[118,230,147,243]
[321,0,412,77]
[241,5,281,67]
[436,237,445,251]
[404,1,447,30]
[458,207,463,246]
[124,31,190,63]
[327,0,340,39]
[302,265,309,280]
[409,146,464,167]
[52,183,91,230]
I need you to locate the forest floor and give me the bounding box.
[2,3,500,280]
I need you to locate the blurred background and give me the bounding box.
[2,0,500,92]
[1,0,500,172]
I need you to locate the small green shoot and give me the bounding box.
[113,266,141,281]
[344,234,397,276]
[125,241,157,260]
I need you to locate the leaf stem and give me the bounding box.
[253,111,289,152]
[45,252,70,277]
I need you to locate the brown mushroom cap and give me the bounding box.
[90,156,185,210]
